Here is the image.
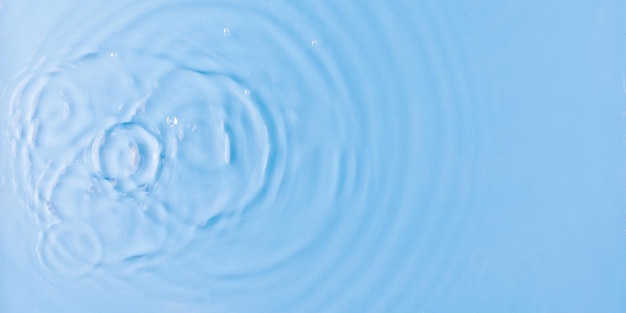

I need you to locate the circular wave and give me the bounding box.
[90,122,163,194]
[4,0,481,311]
[36,221,103,277]
[7,19,282,278]
[134,68,271,226]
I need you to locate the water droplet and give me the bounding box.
[244,89,251,96]
[311,40,318,47]
[166,116,178,127]
[223,28,230,36]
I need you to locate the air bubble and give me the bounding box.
[244,89,251,96]
[109,52,118,60]
[166,115,178,127]
[223,28,230,36]
[311,40,318,47]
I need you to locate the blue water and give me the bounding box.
[1,0,625,312]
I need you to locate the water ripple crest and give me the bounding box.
[3,0,486,310]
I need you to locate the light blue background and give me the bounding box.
[1,0,625,312]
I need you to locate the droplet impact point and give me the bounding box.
[91,122,162,193]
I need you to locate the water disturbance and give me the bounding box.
[0,0,625,312]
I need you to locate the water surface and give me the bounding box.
[0,0,625,312]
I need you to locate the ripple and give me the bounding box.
[136,68,271,226]
[3,0,481,310]
[6,2,285,285]
[69,2,366,297]
[90,122,162,194]
[42,160,194,273]
[36,221,103,276]
[7,51,153,216]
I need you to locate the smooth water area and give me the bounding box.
[1,0,625,312]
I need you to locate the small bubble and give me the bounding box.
[166,116,178,127]
[109,52,118,60]
[311,40,318,47]
[244,89,251,96]
[223,28,230,36]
